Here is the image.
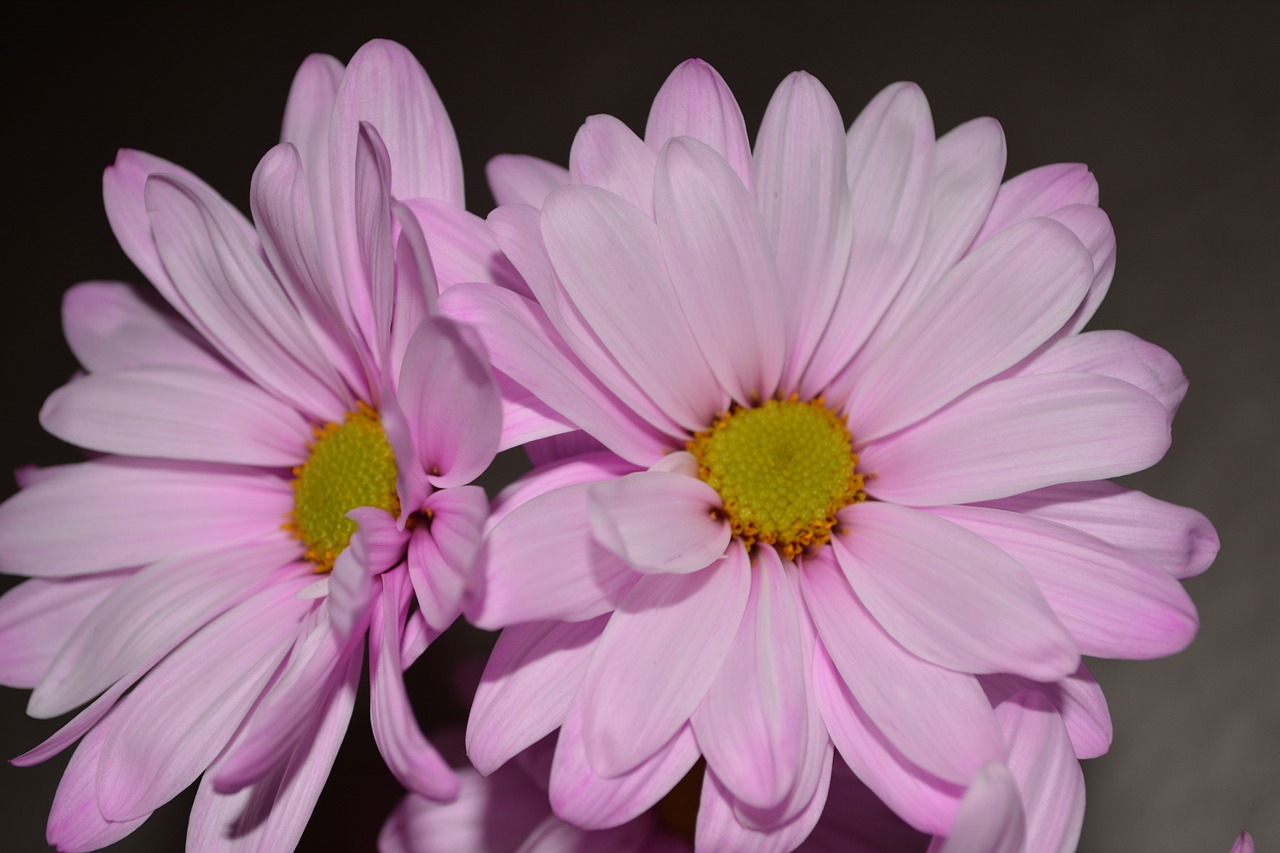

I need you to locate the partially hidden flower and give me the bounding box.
[454,59,1217,850]
[0,39,504,851]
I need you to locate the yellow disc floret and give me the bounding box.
[286,402,400,572]
[686,396,865,560]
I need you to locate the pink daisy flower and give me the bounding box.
[0,40,503,850]
[452,60,1217,849]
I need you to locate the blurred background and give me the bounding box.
[2,3,1276,850]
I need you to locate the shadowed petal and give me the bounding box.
[0,573,124,688]
[487,154,569,208]
[928,763,1024,853]
[588,471,729,574]
[62,281,224,374]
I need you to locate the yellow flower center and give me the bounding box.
[285,402,400,572]
[686,396,865,559]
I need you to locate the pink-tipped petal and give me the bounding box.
[645,59,753,191]
[30,538,301,718]
[402,198,526,295]
[862,117,1006,344]
[46,713,151,852]
[487,154,570,208]
[41,366,312,466]
[695,753,833,853]
[984,481,1218,579]
[812,645,962,835]
[751,72,855,390]
[62,281,224,374]
[370,569,459,800]
[580,548,750,777]
[995,692,1085,853]
[1232,831,1257,853]
[655,136,785,404]
[842,217,1093,442]
[970,163,1098,250]
[929,763,1025,853]
[187,649,360,853]
[329,39,462,207]
[0,573,123,688]
[1009,329,1187,417]
[468,482,640,630]
[800,81,933,395]
[467,617,607,775]
[833,502,1079,680]
[542,185,726,431]
[440,283,670,465]
[800,552,1004,785]
[934,505,1198,659]
[145,173,349,422]
[550,699,700,830]
[93,574,313,821]
[280,52,344,192]
[588,471,729,574]
[861,373,1171,506]
[379,766,551,853]
[569,116,658,216]
[981,666,1112,760]
[692,547,804,810]
[0,458,292,577]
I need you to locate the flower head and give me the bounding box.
[0,39,503,850]
[458,59,1217,849]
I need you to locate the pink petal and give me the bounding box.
[467,617,607,775]
[799,81,932,395]
[1232,831,1257,853]
[695,753,833,853]
[1008,329,1187,417]
[46,712,150,852]
[861,373,1171,505]
[440,283,670,465]
[370,569,459,800]
[30,537,302,718]
[213,607,359,794]
[588,470,729,574]
[386,198,440,385]
[413,485,488,626]
[487,154,570,208]
[61,280,224,374]
[580,548,750,776]
[145,173,349,422]
[402,197,526,294]
[347,122,398,363]
[550,698,700,829]
[800,552,1004,785]
[933,505,1198,659]
[523,813,661,853]
[842,217,1093,442]
[250,143,367,396]
[0,573,124,688]
[984,480,1217,579]
[1045,204,1116,337]
[379,767,551,853]
[187,648,360,852]
[328,507,408,640]
[103,148,256,313]
[981,666,1112,760]
[655,136,785,404]
[929,763,1025,853]
[0,458,293,577]
[833,503,1079,680]
[569,115,657,215]
[994,692,1084,853]
[405,529,456,632]
[812,645,962,835]
[970,163,1098,250]
[397,315,501,489]
[542,184,726,432]
[645,59,753,191]
[489,450,639,529]
[692,547,805,810]
[329,39,462,207]
[93,572,314,821]
[280,52,344,195]
[467,482,640,629]
[860,117,1006,345]
[750,72,854,391]
[40,366,312,466]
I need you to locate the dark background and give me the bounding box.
[2,3,1276,850]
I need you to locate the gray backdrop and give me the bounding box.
[1,4,1275,850]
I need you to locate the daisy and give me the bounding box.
[0,40,502,850]
[453,60,1216,849]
